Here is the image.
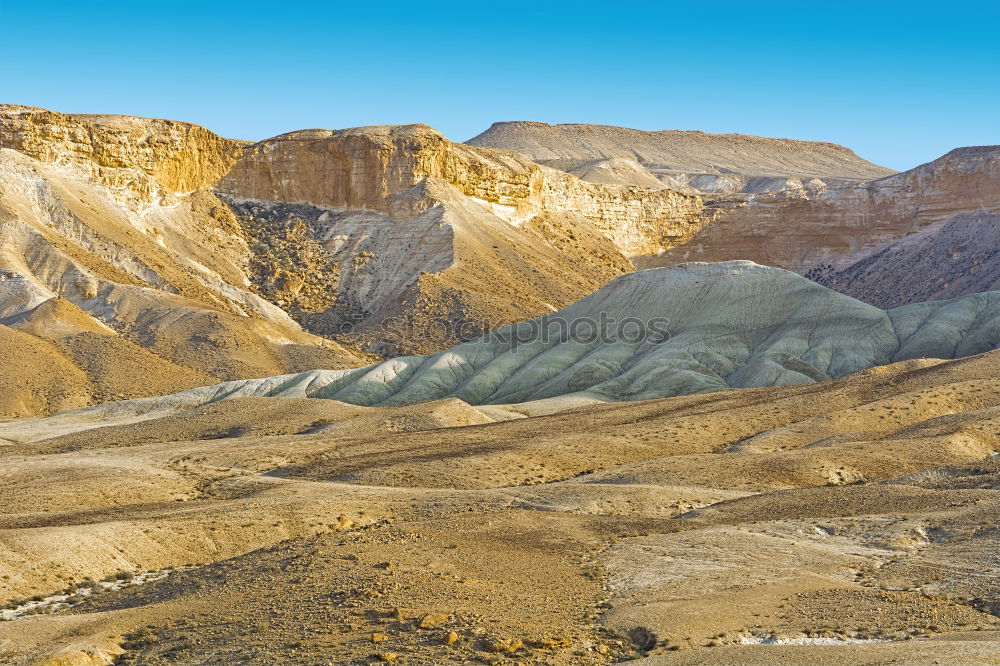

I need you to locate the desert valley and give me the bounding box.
[0,101,998,666]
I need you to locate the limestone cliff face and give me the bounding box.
[218,124,658,353]
[219,123,706,257]
[641,145,1000,274]
[0,105,246,205]
[220,125,535,219]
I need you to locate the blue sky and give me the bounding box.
[2,1,997,170]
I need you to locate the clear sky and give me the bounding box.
[2,0,997,171]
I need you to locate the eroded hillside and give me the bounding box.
[0,106,364,418]
[808,210,1000,307]
[12,261,993,425]
[216,124,707,353]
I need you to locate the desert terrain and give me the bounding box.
[0,104,998,665]
[2,348,999,664]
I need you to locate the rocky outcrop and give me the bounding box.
[217,124,706,353]
[0,106,362,416]
[467,121,894,194]
[808,211,1000,307]
[642,145,1000,274]
[0,105,245,205]
[219,124,706,256]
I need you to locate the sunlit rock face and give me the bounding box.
[0,105,246,205]
[216,123,708,353]
[218,123,708,255]
[0,105,361,417]
[642,145,1000,274]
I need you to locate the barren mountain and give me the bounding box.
[469,122,1000,290]
[9,105,990,415]
[0,105,363,417]
[808,210,1000,307]
[216,124,711,353]
[467,121,894,193]
[0,108,714,415]
[645,145,1000,274]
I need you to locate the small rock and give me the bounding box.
[538,636,570,650]
[419,613,449,629]
[371,632,389,643]
[444,630,459,645]
[486,636,523,653]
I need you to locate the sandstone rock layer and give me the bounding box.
[643,146,1000,274]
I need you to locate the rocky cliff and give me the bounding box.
[0,105,245,204]
[219,124,706,255]
[467,122,1000,287]
[0,105,362,417]
[641,145,1000,274]
[217,124,708,353]
[808,210,1000,307]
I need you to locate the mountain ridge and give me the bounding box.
[467,120,894,193]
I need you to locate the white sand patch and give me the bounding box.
[739,634,893,645]
[0,567,188,621]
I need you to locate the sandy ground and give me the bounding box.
[0,351,998,664]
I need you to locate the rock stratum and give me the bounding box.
[10,261,997,439]
[645,145,1000,275]
[0,105,366,418]
[808,210,1000,308]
